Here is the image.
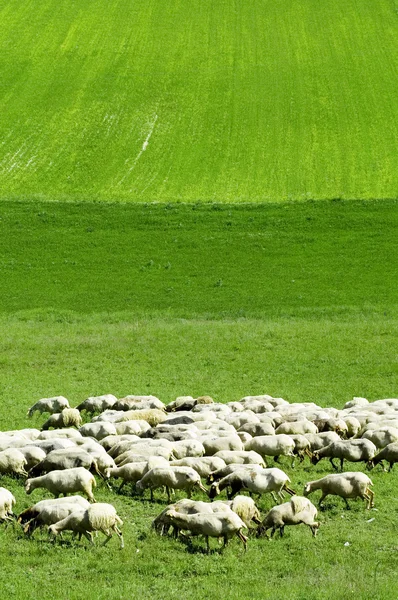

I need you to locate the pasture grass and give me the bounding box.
[1,0,398,202]
[0,199,397,598]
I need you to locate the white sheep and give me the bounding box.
[75,395,118,414]
[257,496,319,538]
[209,467,295,501]
[311,439,377,470]
[79,422,118,441]
[48,502,124,548]
[0,487,16,523]
[41,409,82,431]
[25,467,97,502]
[136,466,208,502]
[18,499,90,536]
[245,434,295,464]
[27,396,70,418]
[303,472,375,509]
[170,457,226,478]
[0,448,28,477]
[371,442,398,471]
[212,450,265,466]
[164,509,248,552]
[275,420,318,436]
[202,435,244,455]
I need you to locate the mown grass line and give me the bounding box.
[1,0,398,202]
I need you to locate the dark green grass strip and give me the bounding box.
[1,199,397,317]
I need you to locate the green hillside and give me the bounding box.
[1,0,398,202]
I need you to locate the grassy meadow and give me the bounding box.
[1,0,398,202]
[0,200,397,599]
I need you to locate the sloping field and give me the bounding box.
[0,201,397,599]
[1,0,398,202]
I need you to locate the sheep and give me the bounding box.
[29,438,77,454]
[27,396,70,418]
[114,446,174,466]
[0,448,28,477]
[18,495,90,526]
[113,396,165,412]
[48,502,124,548]
[38,428,82,441]
[108,462,148,492]
[136,466,208,502]
[304,431,341,451]
[114,409,166,427]
[166,395,214,413]
[275,421,318,436]
[303,472,374,509]
[114,420,151,436]
[170,457,226,479]
[25,467,97,502]
[41,409,82,431]
[202,435,244,455]
[371,442,398,471]
[256,496,319,538]
[163,509,248,552]
[206,463,263,484]
[225,495,261,528]
[362,428,398,449]
[212,450,265,467]
[245,435,295,464]
[75,395,118,414]
[18,500,91,536]
[152,498,233,536]
[171,440,205,459]
[0,487,16,523]
[288,435,313,465]
[79,422,118,440]
[209,467,295,501]
[311,439,377,471]
[28,448,101,478]
[237,422,275,437]
[17,446,47,471]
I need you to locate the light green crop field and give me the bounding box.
[0,200,397,599]
[1,0,398,202]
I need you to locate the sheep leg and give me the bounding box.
[309,523,319,537]
[366,488,375,508]
[283,484,296,496]
[329,458,338,471]
[118,481,126,493]
[389,462,394,472]
[344,498,351,510]
[166,487,172,502]
[318,492,328,507]
[83,531,95,545]
[279,526,284,538]
[340,457,344,471]
[101,529,113,546]
[274,455,280,463]
[206,536,210,554]
[237,531,248,551]
[270,491,278,503]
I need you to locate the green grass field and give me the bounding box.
[1,0,398,202]
[0,200,397,599]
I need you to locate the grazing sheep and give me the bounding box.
[224,495,261,528]
[212,450,265,467]
[0,487,16,523]
[203,435,244,455]
[171,440,205,459]
[114,409,166,427]
[237,422,275,437]
[41,409,82,431]
[164,509,248,552]
[136,466,208,502]
[207,463,263,484]
[48,502,124,548]
[209,467,295,501]
[17,446,47,471]
[275,421,318,436]
[311,439,377,471]
[166,395,214,413]
[28,448,101,478]
[114,421,151,436]
[245,435,295,464]
[38,428,82,441]
[79,422,118,441]
[170,457,226,479]
[371,442,398,471]
[113,396,165,412]
[303,472,374,509]
[75,395,118,414]
[362,428,398,449]
[0,448,28,477]
[108,462,148,492]
[257,496,319,538]
[18,500,91,536]
[152,498,233,536]
[304,431,341,451]
[25,467,97,502]
[313,418,348,437]
[27,396,70,418]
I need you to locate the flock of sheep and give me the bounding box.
[0,392,397,552]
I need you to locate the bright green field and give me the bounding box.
[0,200,397,599]
[1,0,398,202]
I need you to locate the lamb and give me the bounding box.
[48,502,124,548]
[311,439,377,470]
[0,487,16,523]
[209,467,295,501]
[136,466,208,502]
[0,448,28,477]
[28,448,101,478]
[256,496,319,538]
[303,472,374,509]
[75,395,118,414]
[371,442,398,471]
[163,509,248,552]
[25,467,97,502]
[27,396,70,418]
[41,409,82,431]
